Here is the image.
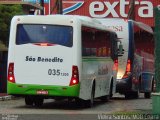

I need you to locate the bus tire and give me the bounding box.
[133,91,139,99]
[25,96,34,106]
[144,92,151,99]
[75,98,84,108]
[109,79,113,98]
[125,93,131,99]
[100,95,109,102]
[100,80,113,101]
[34,98,44,107]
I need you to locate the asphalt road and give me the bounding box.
[0,93,153,120]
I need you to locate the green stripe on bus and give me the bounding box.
[7,82,80,97]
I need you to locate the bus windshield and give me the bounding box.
[16,24,73,47]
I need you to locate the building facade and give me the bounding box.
[3,0,158,27]
[49,0,159,27]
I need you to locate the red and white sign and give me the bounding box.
[47,0,159,27]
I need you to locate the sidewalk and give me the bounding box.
[0,93,12,101]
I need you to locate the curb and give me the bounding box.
[0,95,13,101]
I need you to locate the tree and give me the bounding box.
[0,5,23,46]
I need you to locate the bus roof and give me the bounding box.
[12,15,114,33]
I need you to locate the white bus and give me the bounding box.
[7,15,122,107]
[99,18,154,99]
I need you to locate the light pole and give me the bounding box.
[155,6,160,93]
[57,0,63,14]
[152,6,160,114]
[51,0,63,14]
[128,0,135,20]
[40,0,44,15]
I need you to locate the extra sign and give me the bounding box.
[57,0,158,26]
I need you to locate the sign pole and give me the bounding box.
[152,6,160,114]
[57,0,62,14]
[128,0,135,20]
[40,0,44,15]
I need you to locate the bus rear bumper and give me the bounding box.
[7,82,80,98]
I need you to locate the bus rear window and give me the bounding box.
[16,24,73,47]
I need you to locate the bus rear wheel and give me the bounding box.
[100,82,112,102]
[144,92,151,99]
[125,93,131,99]
[34,98,44,107]
[25,96,34,106]
[100,95,110,102]
[133,91,139,99]
[125,91,139,99]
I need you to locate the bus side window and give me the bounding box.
[95,31,111,57]
[82,27,115,58]
[82,27,96,57]
[82,31,90,56]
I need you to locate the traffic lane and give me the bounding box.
[0,93,152,114]
[39,93,152,114]
[111,94,152,113]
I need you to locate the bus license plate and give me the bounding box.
[37,90,48,95]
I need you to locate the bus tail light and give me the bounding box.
[69,66,79,86]
[33,43,56,46]
[113,59,118,71]
[8,63,15,83]
[122,59,131,79]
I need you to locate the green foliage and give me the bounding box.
[0,5,23,45]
